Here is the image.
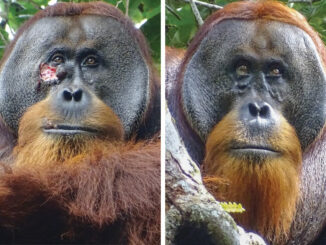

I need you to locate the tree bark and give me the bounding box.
[165,108,266,245]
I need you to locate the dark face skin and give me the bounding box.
[182,19,326,151]
[0,15,149,137]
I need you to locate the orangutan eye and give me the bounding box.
[266,62,284,78]
[268,67,281,77]
[51,53,65,65]
[82,56,99,67]
[234,60,251,79]
[236,65,249,76]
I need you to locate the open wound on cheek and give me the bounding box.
[37,63,59,90]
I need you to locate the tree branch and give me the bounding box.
[288,0,312,3]
[188,0,203,26]
[125,0,129,17]
[184,0,222,10]
[115,0,123,8]
[0,32,8,46]
[28,0,43,10]
[165,108,266,245]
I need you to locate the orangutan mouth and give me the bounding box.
[230,144,280,156]
[42,124,98,135]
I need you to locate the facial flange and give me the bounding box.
[182,19,326,151]
[0,15,150,138]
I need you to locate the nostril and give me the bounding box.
[73,89,83,102]
[248,103,259,117]
[238,84,246,90]
[260,105,270,118]
[63,89,73,101]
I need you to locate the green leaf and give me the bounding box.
[0,28,9,58]
[32,0,51,5]
[141,13,160,65]
[166,0,326,47]
[143,5,160,19]
[166,4,181,20]
[0,0,160,64]
[166,5,197,48]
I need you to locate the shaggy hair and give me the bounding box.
[0,2,160,244]
[0,139,160,244]
[202,111,302,243]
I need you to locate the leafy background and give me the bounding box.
[0,0,160,66]
[1,1,325,65]
[166,0,326,48]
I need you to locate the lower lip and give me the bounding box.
[230,147,280,156]
[43,128,97,135]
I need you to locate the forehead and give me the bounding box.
[198,19,318,59]
[22,15,132,49]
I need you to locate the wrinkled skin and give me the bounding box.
[0,15,149,137]
[182,20,326,156]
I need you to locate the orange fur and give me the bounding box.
[202,111,302,243]
[0,97,160,244]
[14,94,124,168]
[0,2,160,244]
[0,139,160,244]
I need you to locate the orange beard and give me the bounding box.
[202,111,302,243]
[5,96,160,243]
[13,96,124,168]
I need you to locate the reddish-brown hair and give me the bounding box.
[202,110,302,243]
[0,138,160,244]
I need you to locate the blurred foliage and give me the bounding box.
[0,0,160,66]
[166,0,326,48]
